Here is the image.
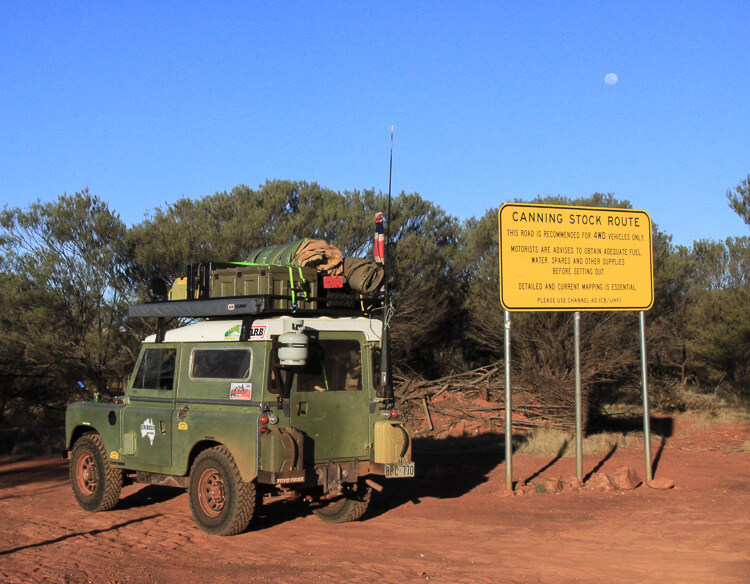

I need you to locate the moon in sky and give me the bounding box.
[605,73,618,85]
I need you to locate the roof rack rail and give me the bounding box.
[128,292,382,320]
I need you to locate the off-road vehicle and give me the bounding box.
[65,259,413,535]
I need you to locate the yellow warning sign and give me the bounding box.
[498,203,654,311]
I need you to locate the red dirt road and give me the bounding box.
[1,419,749,584]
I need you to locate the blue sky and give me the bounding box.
[1,1,748,247]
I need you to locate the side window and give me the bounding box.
[297,339,362,392]
[190,348,252,380]
[132,348,177,390]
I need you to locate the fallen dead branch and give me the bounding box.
[394,363,579,434]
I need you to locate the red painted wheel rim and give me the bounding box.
[198,468,226,517]
[76,452,97,496]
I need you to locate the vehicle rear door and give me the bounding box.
[290,333,371,463]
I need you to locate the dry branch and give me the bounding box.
[394,362,579,432]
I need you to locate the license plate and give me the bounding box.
[384,462,415,478]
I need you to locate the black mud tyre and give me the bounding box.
[70,433,123,512]
[312,481,372,524]
[188,446,255,536]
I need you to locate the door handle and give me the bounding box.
[298,402,308,415]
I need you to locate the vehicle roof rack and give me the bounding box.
[128,293,383,320]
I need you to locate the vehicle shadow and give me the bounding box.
[257,414,676,527]
[117,485,185,510]
[255,432,518,529]
[367,432,516,519]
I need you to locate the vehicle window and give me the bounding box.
[132,348,177,390]
[190,348,252,380]
[297,340,361,392]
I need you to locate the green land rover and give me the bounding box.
[65,300,413,535]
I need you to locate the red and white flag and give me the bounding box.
[374,212,385,265]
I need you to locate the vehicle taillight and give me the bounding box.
[259,414,269,424]
[259,426,270,435]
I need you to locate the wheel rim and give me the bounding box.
[198,467,226,517]
[76,452,97,496]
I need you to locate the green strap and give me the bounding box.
[320,360,329,391]
[287,266,297,309]
[296,266,308,300]
[231,261,309,308]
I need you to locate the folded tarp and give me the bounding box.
[344,257,384,295]
[295,239,343,276]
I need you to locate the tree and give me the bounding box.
[0,190,135,430]
[726,174,750,229]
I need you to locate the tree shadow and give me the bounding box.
[0,457,69,488]
[0,515,161,556]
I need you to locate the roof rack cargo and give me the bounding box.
[128,260,382,321]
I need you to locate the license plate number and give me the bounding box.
[384,462,415,478]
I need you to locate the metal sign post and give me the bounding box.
[640,311,653,481]
[573,312,583,480]
[504,310,513,491]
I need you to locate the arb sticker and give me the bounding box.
[178,421,189,431]
[110,451,120,460]
[224,324,266,340]
[247,326,266,339]
[230,383,253,400]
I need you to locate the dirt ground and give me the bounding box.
[1,415,749,584]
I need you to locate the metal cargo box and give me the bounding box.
[210,264,318,310]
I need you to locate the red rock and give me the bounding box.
[647,478,675,490]
[611,466,642,490]
[535,477,562,493]
[585,473,615,491]
[563,477,583,491]
[515,484,535,495]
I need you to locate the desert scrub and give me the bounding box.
[515,426,656,457]
[681,409,750,433]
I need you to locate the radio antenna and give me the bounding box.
[379,125,395,401]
